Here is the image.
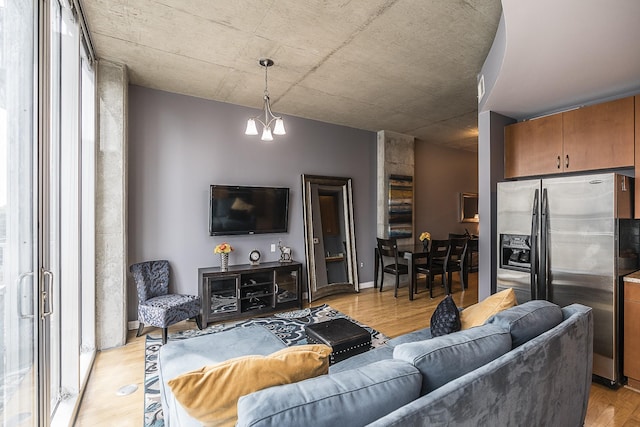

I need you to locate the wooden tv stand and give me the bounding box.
[198,261,302,326]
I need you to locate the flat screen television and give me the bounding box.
[209,185,289,236]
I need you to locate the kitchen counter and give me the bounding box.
[624,270,640,283]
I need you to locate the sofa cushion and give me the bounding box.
[486,300,563,347]
[430,295,461,337]
[158,325,288,427]
[329,345,394,374]
[393,325,511,395]
[387,328,433,347]
[167,344,331,427]
[236,359,422,427]
[460,288,517,329]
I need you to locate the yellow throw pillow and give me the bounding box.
[167,344,331,427]
[460,288,517,330]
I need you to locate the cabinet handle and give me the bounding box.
[556,156,561,169]
[565,155,569,169]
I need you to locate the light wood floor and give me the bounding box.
[74,273,640,426]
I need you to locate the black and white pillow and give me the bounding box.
[430,295,461,337]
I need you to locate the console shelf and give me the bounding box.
[199,261,302,326]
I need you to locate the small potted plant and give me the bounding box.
[214,242,233,271]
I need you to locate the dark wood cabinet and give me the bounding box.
[199,261,302,326]
[504,95,635,179]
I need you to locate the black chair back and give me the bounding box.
[429,239,449,265]
[376,237,409,297]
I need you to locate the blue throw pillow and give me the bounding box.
[430,295,461,337]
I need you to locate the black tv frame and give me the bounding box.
[208,184,290,236]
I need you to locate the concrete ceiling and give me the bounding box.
[80,0,503,151]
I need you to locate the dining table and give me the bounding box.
[374,243,428,301]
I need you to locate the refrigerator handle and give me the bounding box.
[539,188,548,300]
[530,189,539,300]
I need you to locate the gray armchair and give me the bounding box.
[130,260,202,344]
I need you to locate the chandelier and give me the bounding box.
[244,58,286,141]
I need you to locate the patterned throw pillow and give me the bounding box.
[430,295,461,337]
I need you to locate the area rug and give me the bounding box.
[143,304,389,427]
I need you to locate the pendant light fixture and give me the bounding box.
[245,58,286,141]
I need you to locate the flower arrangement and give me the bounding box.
[419,232,431,242]
[214,242,233,254]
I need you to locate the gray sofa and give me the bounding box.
[158,300,593,427]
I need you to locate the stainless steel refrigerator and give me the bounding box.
[496,172,634,386]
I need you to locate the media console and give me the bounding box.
[198,261,302,326]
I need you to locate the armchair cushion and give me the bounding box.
[138,294,201,328]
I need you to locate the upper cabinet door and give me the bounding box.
[504,114,563,178]
[562,96,635,172]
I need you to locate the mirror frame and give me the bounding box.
[460,192,479,223]
[302,175,359,302]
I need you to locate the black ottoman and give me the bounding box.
[304,318,371,364]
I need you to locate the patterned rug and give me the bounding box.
[144,304,389,427]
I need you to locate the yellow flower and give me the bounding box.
[214,243,233,254]
[419,232,431,242]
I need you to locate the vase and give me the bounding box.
[220,253,229,271]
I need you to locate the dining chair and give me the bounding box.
[416,239,449,298]
[444,237,469,292]
[130,259,203,344]
[376,237,409,298]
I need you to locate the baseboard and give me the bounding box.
[359,281,375,289]
[128,320,139,331]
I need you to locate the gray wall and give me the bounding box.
[127,86,480,321]
[414,141,479,240]
[127,86,377,320]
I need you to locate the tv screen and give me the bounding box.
[209,185,289,236]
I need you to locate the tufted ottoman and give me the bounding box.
[305,318,371,364]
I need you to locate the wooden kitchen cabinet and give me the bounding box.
[504,114,563,178]
[562,96,634,173]
[504,95,635,179]
[624,277,640,389]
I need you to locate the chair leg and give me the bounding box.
[428,273,434,299]
[444,273,450,295]
[394,274,399,298]
[162,328,168,345]
[136,322,145,337]
[195,314,203,330]
[379,272,384,292]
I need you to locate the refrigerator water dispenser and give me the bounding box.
[500,234,532,272]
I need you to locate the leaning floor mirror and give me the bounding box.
[302,175,359,302]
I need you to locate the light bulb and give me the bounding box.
[245,119,258,135]
[261,126,273,141]
[273,118,286,135]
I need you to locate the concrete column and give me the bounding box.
[477,111,513,301]
[95,60,128,349]
[376,130,415,245]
